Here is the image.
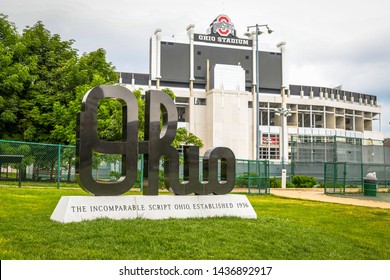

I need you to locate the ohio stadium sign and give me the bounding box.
[194,14,252,47]
[212,14,235,37]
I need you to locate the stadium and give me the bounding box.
[118,15,385,174]
[2,14,386,192]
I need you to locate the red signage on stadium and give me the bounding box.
[211,14,235,37]
[194,14,251,47]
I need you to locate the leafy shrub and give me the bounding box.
[286,181,294,188]
[235,173,259,187]
[109,171,120,180]
[270,177,294,188]
[270,177,281,188]
[159,170,166,189]
[291,175,318,188]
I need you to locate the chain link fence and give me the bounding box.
[324,162,390,194]
[291,135,390,182]
[0,139,270,193]
[235,159,270,194]
[0,140,77,188]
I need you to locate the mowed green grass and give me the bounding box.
[0,187,389,260]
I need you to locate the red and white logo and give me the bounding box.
[211,15,235,37]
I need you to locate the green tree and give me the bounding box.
[17,21,78,142]
[0,15,203,149]
[173,127,204,148]
[49,48,119,144]
[0,14,32,139]
[51,74,115,144]
[0,15,118,143]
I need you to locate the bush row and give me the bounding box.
[270,175,318,188]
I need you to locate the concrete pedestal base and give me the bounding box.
[51,194,257,223]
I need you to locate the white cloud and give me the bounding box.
[1,0,389,100]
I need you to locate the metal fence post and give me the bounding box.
[247,159,250,193]
[343,161,347,194]
[333,135,337,163]
[324,162,327,194]
[291,135,295,176]
[266,160,270,193]
[333,162,337,194]
[361,163,364,190]
[57,144,61,189]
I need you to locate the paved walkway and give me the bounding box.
[269,188,390,209]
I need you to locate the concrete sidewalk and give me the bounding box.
[269,188,390,209]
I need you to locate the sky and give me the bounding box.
[2,0,390,136]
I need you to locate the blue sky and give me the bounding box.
[2,0,390,135]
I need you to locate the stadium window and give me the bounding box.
[177,107,186,122]
[175,97,189,104]
[194,98,206,105]
[260,110,268,126]
[258,147,279,160]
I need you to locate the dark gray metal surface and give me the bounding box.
[77,85,236,196]
[76,85,138,196]
[141,90,180,195]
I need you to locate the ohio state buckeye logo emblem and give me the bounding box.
[211,14,235,37]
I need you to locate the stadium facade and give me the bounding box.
[118,14,383,163]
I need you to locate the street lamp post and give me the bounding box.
[274,106,292,169]
[246,24,273,161]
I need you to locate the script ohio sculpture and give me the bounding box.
[76,85,236,196]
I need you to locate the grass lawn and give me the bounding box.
[0,186,389,260]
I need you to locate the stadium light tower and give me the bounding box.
[274,107,292,169]
[246,24,273,161]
